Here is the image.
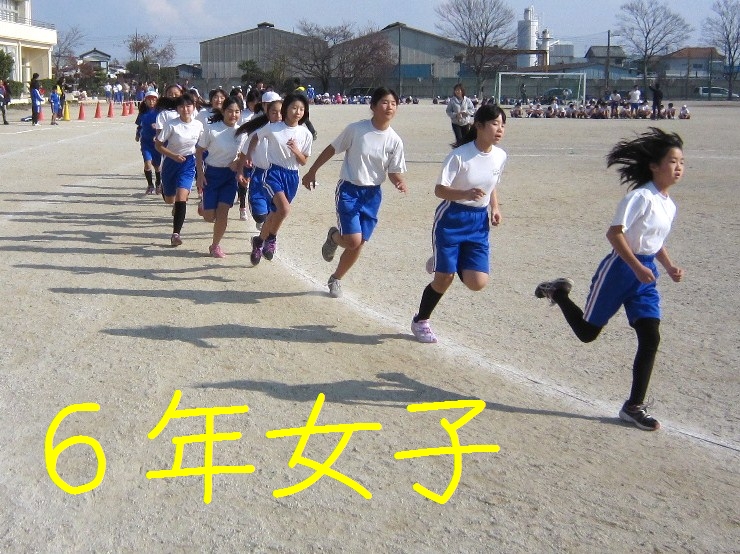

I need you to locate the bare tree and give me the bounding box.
[333,27,394,94]
[703,0,740,98]
[435,0,516,97]
[288,21,354,93]
[617,0,693,90]
[125,33,176,66]
[53,25,85,77]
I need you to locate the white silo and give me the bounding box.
[517,6,538,68]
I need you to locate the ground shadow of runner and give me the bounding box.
[103,322,410,348]
[198,371,612,423]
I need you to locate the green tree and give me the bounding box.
[0,50,14,80]
[238,60,267,86]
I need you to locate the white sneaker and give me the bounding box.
[239,208,248,221]
[327,276,342,298]
[411,316,437,343]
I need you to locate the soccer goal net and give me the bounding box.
[494,72,587,105]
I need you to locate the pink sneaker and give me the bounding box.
[170,233,182,246]
[411,316,437,343]
[209,244,226,258]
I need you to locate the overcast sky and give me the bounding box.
[33,0,712,65]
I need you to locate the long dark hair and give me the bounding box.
[457,104,506,147]
[607,127,683,189]
[370,86,399,106]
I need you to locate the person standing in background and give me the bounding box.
[446,83,475,147]
[30,73,42,126]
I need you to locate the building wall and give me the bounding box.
[0,0,56,85]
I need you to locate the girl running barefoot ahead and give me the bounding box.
[155,93,203,247]
[195,96,242,258]
[243,93,312,265]
[535,127,685,431]
[411,104,507,343]
[302,87,407,299]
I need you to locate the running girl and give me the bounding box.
[195,87,227,126]
[135,90,162,194]
[535,127,685,431]
[243,93,312,265]
[155,93,203,247]
[235,94,282,230]
[411,104,507,343]
[302,86,407,298]
[195,96,242,258]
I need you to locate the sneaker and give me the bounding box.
[534,277,574,304]
[263,238,276,261]
[327,276,342,298]
[155,184,162,195]
[145,186,155,195]
[197,201,204,217]
[425,256,434,274]
[209,244,226,258]
[250,236,263,265]
[411,316,438,343]
[619,400,661,431]
[239,208,248,221]
[170,233,182,247]
[322,227,339,262]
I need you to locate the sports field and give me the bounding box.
[1,101,738,552]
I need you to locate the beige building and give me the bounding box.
[0,0,57,86]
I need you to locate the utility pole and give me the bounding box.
[605,30,612,93]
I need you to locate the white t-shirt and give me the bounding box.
[155,109,179,132]
[610,181,676,255]
[195,108,217,126]
[437,141,507,208]
[197,121,241,167]
[255,121,312,171]
[628,89,641,103]
[331,119,406,187]
[159,118,203,156]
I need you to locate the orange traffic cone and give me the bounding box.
[94,102,102,118]
[78,103,86,120]
[107,101,114,118]
[38,106,45,121]
[121,102,127,116]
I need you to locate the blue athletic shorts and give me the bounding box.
[247,167,269,216]
[583,251,661,326]
[263,164,299,211]
[202,165,238,210]
[161,155,196,197]
[430,201,490,274]
[335,181,382,241]
[140,140,162,166]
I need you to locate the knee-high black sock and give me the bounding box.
[414,284,444,322]
[238,184,247,209]
[553,291,602,343]
[155,171,161,186]
[628,318,661,405]
[144,170,154,187]
[173,201,186,234]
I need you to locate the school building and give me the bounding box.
[0,0,57,86]
[198,21,468,98]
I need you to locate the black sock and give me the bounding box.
[553,293,602,343]
[155,171,161,186]
[173,201,186,234]
[144,170,154,187]
[628,318,660,405]
[238,185,247,209]
[415,284,444,322]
